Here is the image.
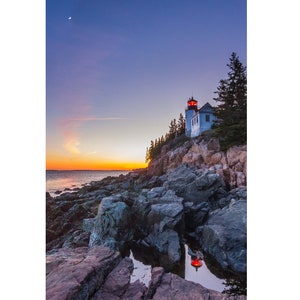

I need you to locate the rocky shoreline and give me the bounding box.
[46,137,247,299]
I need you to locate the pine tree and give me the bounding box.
[177,113,185,135]
[148,140,155,161]
[168,118,177,139]
[145,147,150,163]
[145,115,187,162]
[213,52,247,150]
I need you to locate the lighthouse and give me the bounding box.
[185,97,216,138]
[185,97,198,137]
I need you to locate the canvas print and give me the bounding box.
[46,1,247,299]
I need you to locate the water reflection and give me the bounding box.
[188,247,204,271]
[122,243,185,278]
[202,251,247,295]
[122,243,225,292]
[129,250,152,287]
[184,245,224,292]
[122,241,246,295]
[222,277,247,296]
[46,170,128,196]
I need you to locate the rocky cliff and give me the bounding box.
[147,136,246,189]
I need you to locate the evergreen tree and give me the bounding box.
[145,115,188,163]
[177,113,185,135]
[165,132,169,141]
[213,52,247,150]
[145,147,150,163]
[168,118,177,139]
[154,138,158,150]
[149,140,155,161]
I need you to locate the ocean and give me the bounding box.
[46,170,129,196]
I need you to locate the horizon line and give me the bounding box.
[46,168,147,171]
[46,169,131,171]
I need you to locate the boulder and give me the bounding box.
[217,186,247,209]
[184,201,210,230]
[132,188,185,265]
[121,280,147,299]
[89,195,133,249]
[196,199,247,274]
[46,246,121,300]
[162,165,226,204]
[143,227,181,265]
[226,145,247,167]
[46,193,96,251]
[98,257,134,297]
[152,271,247,300]
[145,267,165,299]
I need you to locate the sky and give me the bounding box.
[46,0,247,170]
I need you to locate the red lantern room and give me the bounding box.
[187,97,198,110]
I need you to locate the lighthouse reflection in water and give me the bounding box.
[188,247,203,271]
[128,243,225,292]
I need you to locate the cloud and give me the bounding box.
[68,117,127,121]
[64,136,80,155]
[86,151,97,156]
[61,117,82,155]
[60,111,126,155]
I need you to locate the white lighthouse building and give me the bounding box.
[185,97,216,138]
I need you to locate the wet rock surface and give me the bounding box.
[46,246,246,300]
[152,271,247,300]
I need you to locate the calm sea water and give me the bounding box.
[46,170,129,196]
[46,170,243,294]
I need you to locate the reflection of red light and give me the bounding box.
[191,258,202,268]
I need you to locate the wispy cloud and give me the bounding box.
[60,108,126,155]
[64,136,81,155]
[61,118,82,155]
[86,151,97,156]
[68,117,127,121]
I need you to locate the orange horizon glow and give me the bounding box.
[46,158,148,171]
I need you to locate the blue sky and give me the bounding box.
[46,0,246,169]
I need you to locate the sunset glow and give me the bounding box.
[46,162,147,171]
[46,153,147,171]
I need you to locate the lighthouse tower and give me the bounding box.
[185,97,198,137]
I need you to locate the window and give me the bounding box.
[205,114,210,122]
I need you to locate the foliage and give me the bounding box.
[145,113,187,163]
[213,52,247,151]
[222,277,247,296]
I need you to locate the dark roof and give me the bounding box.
[198,102,214,113]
